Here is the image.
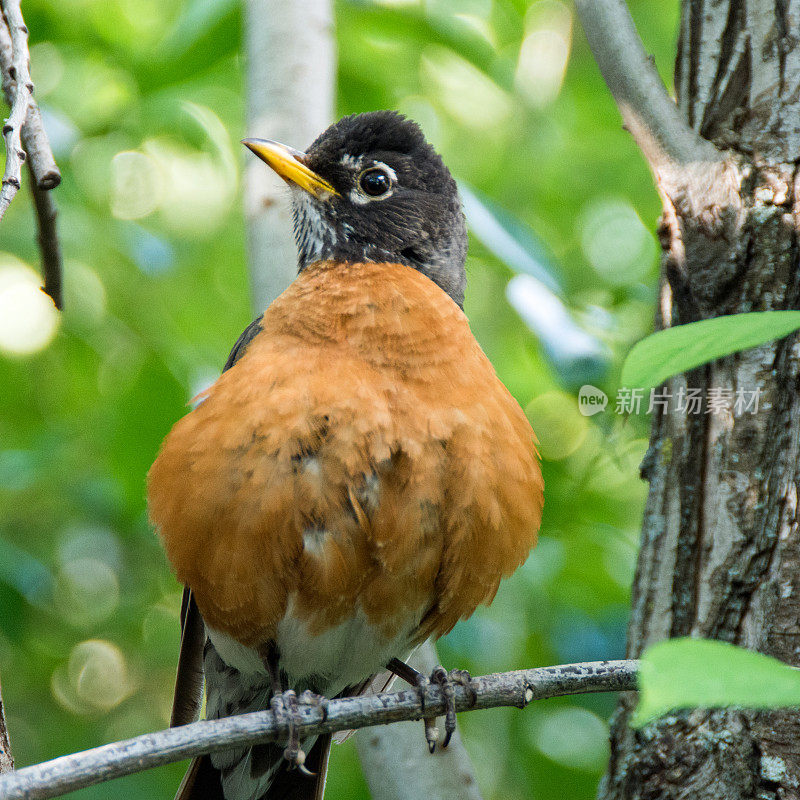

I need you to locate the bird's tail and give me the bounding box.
[174,754,225,800]
[174,736,331,800]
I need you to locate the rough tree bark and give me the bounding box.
[575,1,800,798]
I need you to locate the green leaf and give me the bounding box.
[621,311,800,390]
[634,638,800,726]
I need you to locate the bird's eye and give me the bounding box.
[358,167,393,197]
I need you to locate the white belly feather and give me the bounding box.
[207,593,420,698]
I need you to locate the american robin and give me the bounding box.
[148,111,544,800]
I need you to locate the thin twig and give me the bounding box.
[0,674,13,775]
[28,168,61,308]
[0,0,32,221]
[574,0,720,174]
[0,4,62,307]
[0,17,59,191]
[0,660,638,800]
[19,103,58,190]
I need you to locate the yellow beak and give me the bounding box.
[241,138,338,199]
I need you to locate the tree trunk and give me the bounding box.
[244,0,335,313]
[354,643,485,800]
[593,1,800,798]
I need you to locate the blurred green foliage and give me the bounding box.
[0,1,677,798]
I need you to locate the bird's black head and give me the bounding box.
[243,111,467,307]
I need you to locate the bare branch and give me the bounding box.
[0,4,62,306]
[20,104,59,190]
[28,170,61,308]
[0,17,59,191]
[0,674,13,775]
[0,660,637,800]
[0,0,32,221]
[574,0,721,174]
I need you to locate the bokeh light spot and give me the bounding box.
[58,524,123,571]
[531,706,610,771]
[0,261,59,355]
[110,150,162,220]
[421,46,512,128]
[29,42,64,97]
[515,2,572,107]
[52,639,130,714]
[579,198,656,284]
[526,390,589,460]
[54,558,120,627]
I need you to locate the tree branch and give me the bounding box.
[574,0,720,175]
[0,660,637,800]
[0,0,32,221]
[0,11,59,191]
[28,172,61,308]
[0,1,62,308]
[0,674,13,775]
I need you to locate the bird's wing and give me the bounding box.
[171,316,277,798]
[222,315,264,371]
[170,587,206,727]
[170,313,266,729]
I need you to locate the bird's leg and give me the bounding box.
[259,642,313,775]
[386,657,438,751]
[431,666,477,748]
[386,656,421,685]
[386,658,477,750]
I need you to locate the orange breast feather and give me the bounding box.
[148,262,543,647]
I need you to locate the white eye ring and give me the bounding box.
[351,162,397,204]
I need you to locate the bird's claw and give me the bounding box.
[270,689,328,774]
[270,690,303,768]
[430,665,477,749]
[411,672,438,752]
[388,657,476,754]
[411,664,476,752]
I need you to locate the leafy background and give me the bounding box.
[0,0,675,797]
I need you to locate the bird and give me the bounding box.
[147,110,544,800]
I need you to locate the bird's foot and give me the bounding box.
[430,666,477,748]
[410,671,439,753]
[260,642,327,775]
[269,689,323,776]
[298,689,329,722]
[387,658,476,752]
